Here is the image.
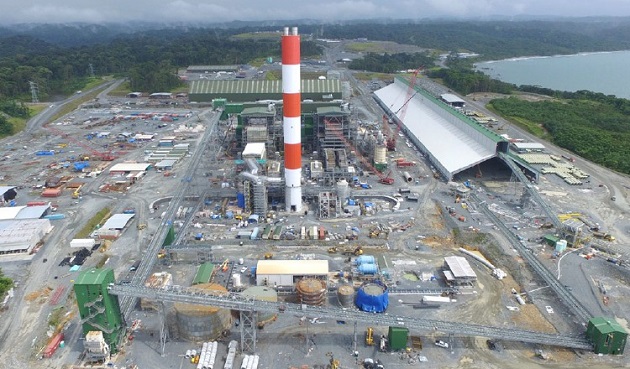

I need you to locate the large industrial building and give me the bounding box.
[374,77,509,180]
[189,79,342,103]
[255,259,329,286]
[0,219,53,256]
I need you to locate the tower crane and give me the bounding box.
[323,119,394,185]
[386,68,421,151]
[44,125,117,161]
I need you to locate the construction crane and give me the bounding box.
[44,125,117,161]
[386,68,421,151]
[322,119,394,185]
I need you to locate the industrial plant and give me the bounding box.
[2,24,630,369]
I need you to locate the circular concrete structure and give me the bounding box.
[296,278,327,306]
[174,283,232,342]
[241,286,279,323]
[337,284,355,307]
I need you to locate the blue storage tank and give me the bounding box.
[237,192,245,208]
[355,255,376,265]
[250,227,260,240]
[358,263,378,275]
[355,282,388,313]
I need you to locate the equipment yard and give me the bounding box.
[1,30,630,369]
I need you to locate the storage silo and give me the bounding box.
[174,283,232,342]
[296,278,327,306]
[374,145,387,172]
[337,285,355,307]
[337,179,349,203]
[241,286,278,323]
[355,282,388,313]
[355,255,376,265]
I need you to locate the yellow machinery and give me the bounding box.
[220,259,230,272]
[365,327,374,346]
[264,252,273,260]
[72,185,83,199]
[557,212,582,221]
[326,352,339,369]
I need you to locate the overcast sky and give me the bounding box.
[2,0,630,24]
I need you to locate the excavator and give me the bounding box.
[326,352,339,369]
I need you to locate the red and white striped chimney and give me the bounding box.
[282,26,302,212]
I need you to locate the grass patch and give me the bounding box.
[265,70,281,80]
[353,72,395,81]
[48,306,66,328]
[108,81,132,97]
[486,102,548,138]
[230,32,280,40]
[345,42,386,53]
[49,84,109,123]
[96,254,110,268]
[76,207,111,239]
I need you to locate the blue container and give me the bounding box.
[44,213,66,220]
[194,233,203,240]
[250,266,257,276]
[358,263,378,275]
[236,193,245,208]
[355,255,375,265]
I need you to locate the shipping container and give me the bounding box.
[250,227,260,240]
[44,213,66,220]
[318,226,325,240]
[27,201,48,206]
[387,326,409,350]
[272,226,283,240]
[43,332,64,358]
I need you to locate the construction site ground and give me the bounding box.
[1,44,630,369]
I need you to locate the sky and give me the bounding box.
[2,0,630,24]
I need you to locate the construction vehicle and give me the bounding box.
[71,186,82,199]
[326,352,339,369]
[593,232,615,241]
[327,247,338,253]
[386,68,421,151]
[157,249,166,258]
[365,327,374,346]
[263,252,273,260]
[220,259,230,272]
[378,170,394,185]
[137,223,147,230]
[342,246,363,256]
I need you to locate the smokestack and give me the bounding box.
[282,26,302,212]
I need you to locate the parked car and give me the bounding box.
[435,340,449,348]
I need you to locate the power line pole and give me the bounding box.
[88,63,95,78]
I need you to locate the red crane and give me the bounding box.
[386,68,421,151]
[322,119,394,185]
[44,125,117,161]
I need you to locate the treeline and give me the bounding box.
[427,67,516,95]
[348,52,434,73]
[313,20,630,60]
[0,29,321,100]
[490,97,630,174]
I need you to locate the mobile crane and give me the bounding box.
[386,68,421,151]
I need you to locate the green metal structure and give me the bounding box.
[190,79,342,103]
[192,262,215,285]
[74,268,125,354]
[388,326,409,350]
[587,317,627,355]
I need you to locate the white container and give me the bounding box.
[238,258,244,265]
[232,274,242,287]
[185,349,192,358]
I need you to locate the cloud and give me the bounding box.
[2,0,630,24]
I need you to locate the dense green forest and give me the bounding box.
[0,29,321,101]
[348,52,434,73]
[489,97,630,174]
[313,20,630,60]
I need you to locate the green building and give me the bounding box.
[189,79,342,103]
[388,326,409,350]
[587,317,627,355]
[74,268,125,353]
[193,262,215,285]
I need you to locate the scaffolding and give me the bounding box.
[318,191,339,219]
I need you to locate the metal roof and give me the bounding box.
[109,163,152,172]
[444,256,477,279]
[441,93,466,104]
[0,206,25,220]
[513,142,546,150]
[101,213,135,230]
[0,219,53,253]
[187,65,239,72]
[15,205,50,219]
[155,159,178,168]
[256,260,329,276]
[374,79,496,178]
[74,267,112,285]
[190,79,341,95]
[241,106,276,116]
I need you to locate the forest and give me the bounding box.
[348,52,434,73]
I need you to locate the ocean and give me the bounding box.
[475,50,630,99]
